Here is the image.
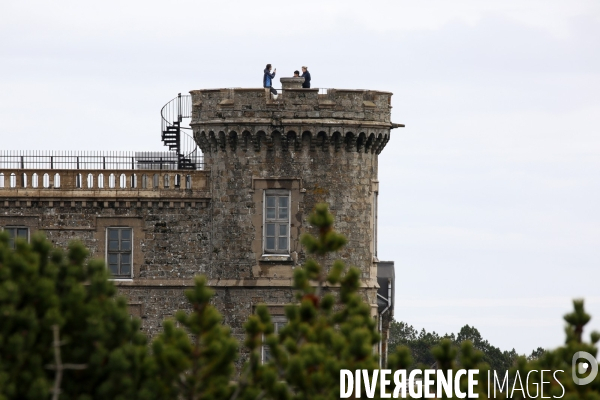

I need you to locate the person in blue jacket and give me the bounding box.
[263,64,277,96]
[301,66,311,88]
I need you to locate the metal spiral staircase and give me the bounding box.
[161,93,201,170]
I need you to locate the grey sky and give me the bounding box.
[1,0,599,354]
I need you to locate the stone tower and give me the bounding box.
[190,78,400,341]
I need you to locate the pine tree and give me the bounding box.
[4,215,600,400]
[424,300,600,400]
[238,203,382,400]
[151,276,238,400]
[0,232,155,400]
[514,299,600,400]
[388,320,521,372]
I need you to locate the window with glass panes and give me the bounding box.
[262,317,286,362]
[106,228,132,278]
[5,227,28,249]
[264,191,290,254]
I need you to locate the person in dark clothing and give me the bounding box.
[263,64,277,96]
[301,66,311,88]
[293,70,300,77]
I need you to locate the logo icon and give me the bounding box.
[572,351,598,385]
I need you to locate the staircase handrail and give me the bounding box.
[160,93,202,169]
[160,93,192,134]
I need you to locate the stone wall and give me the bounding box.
[0,169,213,336]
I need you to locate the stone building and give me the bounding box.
[0,78,401,365]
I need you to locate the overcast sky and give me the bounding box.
[1,0,599,354]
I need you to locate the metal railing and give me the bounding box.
[160,93,192,135]
[0,151,203,170]
[160,93,201,169]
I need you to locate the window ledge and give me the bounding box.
[109,278,133,282]
[260,254,292,263]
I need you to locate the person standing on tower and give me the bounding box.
[263,64,277,97]
[301,66,311,88]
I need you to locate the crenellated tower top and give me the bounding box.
[190,79,402,155]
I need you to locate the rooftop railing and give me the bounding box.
[0,151,203,170]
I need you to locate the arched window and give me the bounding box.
[87,173,94,189]
[43,173,50,188]
[75,173,82,188]
[141,174,148,189]
[98,173,104,189]
[153,174,159,189]
[175,174,181,188]
[10,173,17,188]
[21,173,27,188]
[119,174,126,189]
[108,173,116,189]
[32,173,38,188]
[164,174,170,188]
[130,174,137,189]
[54,173,61,188]
[0,173,4,188]
[185,175,192,189]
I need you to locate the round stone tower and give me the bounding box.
[190,77,400,319]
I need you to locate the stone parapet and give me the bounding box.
[0,169,210,200]
[190,87,393,124]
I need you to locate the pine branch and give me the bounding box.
[45,325,87,400]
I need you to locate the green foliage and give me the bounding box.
[152,276,238,400]
[239,203,380,400]
[389,320,521,372]
[0,232,155,400]
[420,299,600,400]
[518,299,600,400]
[388,321,445,369]
[2,211,600,400]
[456,324,519,372]
[527,347,546,361]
